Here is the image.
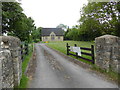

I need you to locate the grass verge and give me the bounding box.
[92,65,120,84]
[16,43,33,88]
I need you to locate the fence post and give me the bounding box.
[74,44,78,58]
[21,44,24,61]
[25,43,28,55]
[91,45,95,64]
[66,43,69,55]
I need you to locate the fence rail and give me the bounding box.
[66,43,95,64]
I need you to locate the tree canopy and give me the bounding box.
[64,1,120,41]
[31,27,42,42]
[2,2,36,42]
[56,24,68,30]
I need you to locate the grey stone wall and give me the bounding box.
[0,2,2,36]
[0,36,22,88]
[95,35,120,73]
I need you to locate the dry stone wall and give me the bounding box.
[95,35,120,73]
[0,36,22,89]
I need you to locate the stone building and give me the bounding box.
[41,28,64,41]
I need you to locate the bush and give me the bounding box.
[34,39,40,43]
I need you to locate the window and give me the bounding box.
[51,35,55,40]
[45,37,47,40]
[58,36,60,39]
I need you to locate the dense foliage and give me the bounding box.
[31,27,42,42]
[65,2,120,41]
[2,2,41,42]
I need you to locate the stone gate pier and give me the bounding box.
[0,36,22,88]
[95,35,120,73]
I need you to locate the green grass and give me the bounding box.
[46,41,119,83]
[46,41,94,64]
[92,65,120,83]
[22,51,33,74]
[17,74,29,88]
[16,43,33,88]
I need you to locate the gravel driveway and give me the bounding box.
[29,43,118,88]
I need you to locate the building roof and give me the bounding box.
[41,28,64,36]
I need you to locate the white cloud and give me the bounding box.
[20,0,88,28]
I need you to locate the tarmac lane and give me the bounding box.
[29,43,118,88]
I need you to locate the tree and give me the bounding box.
[31,27,42,42]
[56,24,67,30]
[78,1,120,41]
[80,17,102,40]
[2,2,24,33]
[2,2,36,42]
[66,25,80,41]
[64,26,71,40]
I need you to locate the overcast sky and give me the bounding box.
[20,0,88,28]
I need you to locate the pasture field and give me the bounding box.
[46,41,95,64]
